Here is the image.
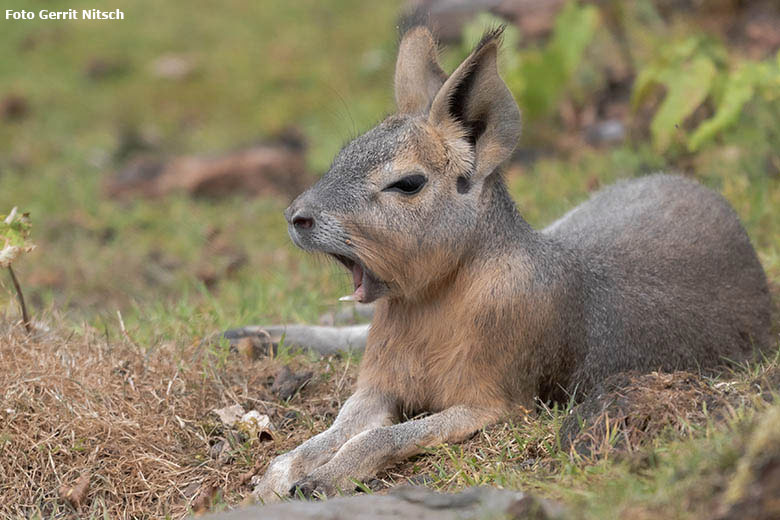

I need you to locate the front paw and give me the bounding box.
[251,453,301,504]
[288,476,336,500]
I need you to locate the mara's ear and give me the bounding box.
[428,27,521,180]
[394,26,447,115]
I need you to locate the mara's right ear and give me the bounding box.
[394,26,447,115]
[428,27,521,181]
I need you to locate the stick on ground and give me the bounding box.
[7,266,31,333]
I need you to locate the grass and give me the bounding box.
[1,0,779,518]
[0,0,404,337]
[0,318,358,518]
[2,319,778,518]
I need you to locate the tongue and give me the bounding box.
[339,263,365,302]
[351,262,363,289]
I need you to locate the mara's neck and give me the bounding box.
[473,173,538,252]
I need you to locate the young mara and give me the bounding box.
[247,25,772,501]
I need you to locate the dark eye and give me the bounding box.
[382,174,427,195]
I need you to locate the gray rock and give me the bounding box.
[203,486,565,519]
[584,119,625,146]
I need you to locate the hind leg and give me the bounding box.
[223,323,369,357]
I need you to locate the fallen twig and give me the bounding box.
[7,266,31,334]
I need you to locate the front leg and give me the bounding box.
[291,405,501,498]
[252,389,395,503]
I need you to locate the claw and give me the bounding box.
[289,478,329,500]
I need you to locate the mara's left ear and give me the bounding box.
[428,27,521,180]
[395,26,447,115]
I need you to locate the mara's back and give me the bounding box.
[544,174,772,393]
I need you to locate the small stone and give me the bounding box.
[208,439,226,460]
[505,494,552,520]
[271,366,313,401]
[584,119,625,146]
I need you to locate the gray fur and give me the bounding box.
[553,174,770,392]
[537,173,771,399]
[287,117,410,222]
[260,173,773,394]
[252,389,395,501]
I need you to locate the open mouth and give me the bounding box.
[331,254,371,303]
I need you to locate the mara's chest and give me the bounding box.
[357,316,512,413]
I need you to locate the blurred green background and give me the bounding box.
[0,0,778,344]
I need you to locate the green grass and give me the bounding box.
[1,0,778,337]
[1,1,779,518]
[380,365,780,519]
[0,0,404,337]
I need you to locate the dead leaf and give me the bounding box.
[0,94,28,121]
[104,133,311,200]
[236,331,273,361]
[237,410,274,442]
[212,404,245,427]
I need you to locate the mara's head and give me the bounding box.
[285,26,521,304]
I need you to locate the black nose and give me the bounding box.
[291,211,315,230]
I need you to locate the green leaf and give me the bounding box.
[0,207,36,268]
[650,55,716,152]
[631,36,705,110]
[517,1,599,120]
[550,1,599,78]
[688,65,756,152]
[631,63,664,110]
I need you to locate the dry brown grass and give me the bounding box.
[1,314,777,518]
[559,364,780,462]
[0,319,357,519]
